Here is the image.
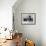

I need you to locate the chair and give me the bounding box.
[14,33,23,46]
[25,40,35,46]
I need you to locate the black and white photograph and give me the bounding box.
[21,13,36,25]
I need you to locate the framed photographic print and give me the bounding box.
[21,13,36,25]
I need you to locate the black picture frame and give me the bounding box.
[21,13,36,25]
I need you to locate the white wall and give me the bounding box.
[13,0,41,46]
[41,0,46,46]
[0,0,16,30]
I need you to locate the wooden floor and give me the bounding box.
[0,39,16,46]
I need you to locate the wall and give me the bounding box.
[13,0,41,46]
[0,0,16,30]
[41,0,46,46]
